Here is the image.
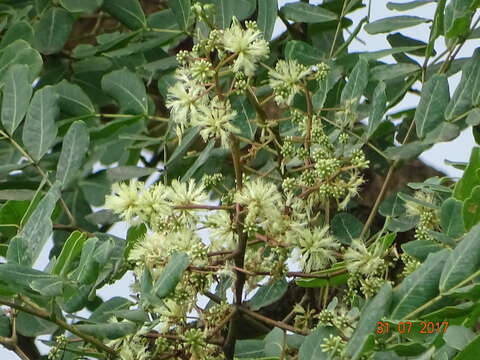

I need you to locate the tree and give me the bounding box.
[0,0,480,359]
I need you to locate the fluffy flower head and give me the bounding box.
[291,226,340,272]
[344,240,384,275]
[234,177,283,231]
[222,18,269,76]
[269,59,312,105]
[193,97,239,147]
[104,180,143,222]
[166,70,207,135]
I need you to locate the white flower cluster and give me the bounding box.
[105,179,207,231]
[290,226,340,272]
[269,60,328,105]
[166,18,269,141]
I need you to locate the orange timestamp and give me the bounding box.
[376,321,449,335]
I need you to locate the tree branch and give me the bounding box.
[0,297,116,356]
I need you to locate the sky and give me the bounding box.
[2,1,479,358]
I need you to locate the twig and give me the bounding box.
[360,117,416,238]
[238,307,309,336]
[0,297,116,356]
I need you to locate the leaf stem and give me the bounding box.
[0,130,75,226]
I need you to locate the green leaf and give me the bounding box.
[466,108,480,126]
[299,326,335,360]
[387,342,428,356]
[312,65,342,111]
[387,1,435,11]
[440,224,480,293]
[16,312,58,337]
[0,40,43,86]
[147,10,181,43]
[445,50,480,121]
[60,0,102,13]
[414,74,450,139]
[454,147,480,201]
[167,126,200,166]
[0,200,30,240]
[61,284,91,313]
[426,0,446,57]
[422,301,475,320]
[285,40,324,65]
[390,249,449,319]
[331,212,363,245]
[141,56,178,76]
[22,86,59,162]
[444,326,476,351]
[235,340,265,358]
[340,57,369,104]
[249,278,288,311]
[463,186,480,230]
[444,0,476,39]
[365,16,428,34]
[85,209,119,225]
[102,0,146,30]
[231,94,257,140]
[125,223,147,260]
[74,237,99,285]
[402,240,444,261]
[454,335,480,360]
[0,314,10,337]
[181,141,215,181]
[214,0,233,29]
[387,32,433,56]
[52,231,87,276]
[54,80,95,116]
[89,297,132,322]
[113,309,148,323]
[370,63,420,81]
[441,198,465,238]
[367,81,387,137]
[257,0,277,40]
[379,194,406,218]
[1,64,32,136]
[56,121,90,188]
[76,322,137,340]
[280,3,337,24]
[0,190,35,201]
[106,166,156,182]
[30,278,64,297]
[264,328,284,357]
[153,252,190,298]
[0,263,62,296]
[345,284,392,360]
[399,192,438,210]
[102,68,148,114]
[34,7,74,55]
[233,0,256,20]
[7,182,61,266]
[423,122,460,144]
[168,0,190,31]
[0,21,34,49]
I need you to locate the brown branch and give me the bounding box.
[0,336,30,360]
[223,135,247,359]
[238,307,309,336]
[0,297,116,356]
